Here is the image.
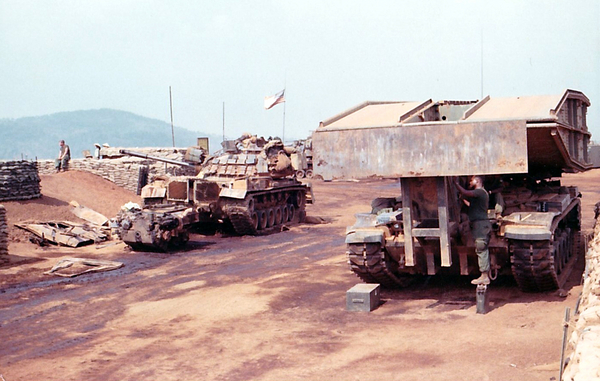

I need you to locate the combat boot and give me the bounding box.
[471,272,490,285]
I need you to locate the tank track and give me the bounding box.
[347,243,411,288]
[510,200,584,292]
[510,228,582,292]
[223,187,307,236]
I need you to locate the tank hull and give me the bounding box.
[345,178,584,292]
[118,205,195,251]
[119,135,312,251]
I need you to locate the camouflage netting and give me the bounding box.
[0,205,7,258]
[562,208,600,381]
[0,161,41,201]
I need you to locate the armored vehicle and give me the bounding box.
[117,203,197,251]
[118,135,312,250]
[312,90,591,292]
[290,139,314,179]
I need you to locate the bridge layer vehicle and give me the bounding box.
[312,90,591,291]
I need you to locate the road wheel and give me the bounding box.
[282,205,289,223]
[258,210,267,230]
[274,206,283,225]
[250,211,259,230]
[267,208,275,227]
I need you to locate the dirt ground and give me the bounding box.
[1,169,600,381]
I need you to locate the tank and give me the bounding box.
[312,90,591,292]
[118,134,312,250]
[117,204,197,251]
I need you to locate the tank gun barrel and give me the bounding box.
[119,149,195,167]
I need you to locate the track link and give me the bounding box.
[510,229,581,292]
[347,243,410,288]
[228,207,259,235]
[224,188,307,236]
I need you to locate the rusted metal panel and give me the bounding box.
[401,177,415,266]
[313,120,528,179]
[141,185,167,198]
[15,221,108,247]
[437,177,451,267]
[69,201,109,226]
[464,94,561,121]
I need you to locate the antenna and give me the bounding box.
[169,86,175,147]
[282,76,287,142]
[480,29,484,99]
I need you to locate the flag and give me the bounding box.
[264,89,285,110]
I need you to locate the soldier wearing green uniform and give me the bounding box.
[454,175,492,285]
[55,140,71,172]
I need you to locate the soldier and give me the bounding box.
[55,140,71,172]
[94,143,103,159]
[454,175,492,285]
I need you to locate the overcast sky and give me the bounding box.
[1,0,599,143]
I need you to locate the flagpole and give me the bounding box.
[282,98,286,143]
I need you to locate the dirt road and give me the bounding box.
[1,171,599,381]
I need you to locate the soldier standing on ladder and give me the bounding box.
[454,176,492,285]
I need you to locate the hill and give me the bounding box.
[0,109,222,160]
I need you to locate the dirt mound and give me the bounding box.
[2,170,141,242]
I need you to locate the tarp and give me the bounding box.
[44,257,123,277]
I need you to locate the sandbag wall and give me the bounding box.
[0,205,7,259]
[37,148,196,194]
[562,214,600,380]
[0,161,41,201]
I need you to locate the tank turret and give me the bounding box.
[118,135,313,251]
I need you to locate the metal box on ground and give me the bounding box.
[346,283,380,312]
